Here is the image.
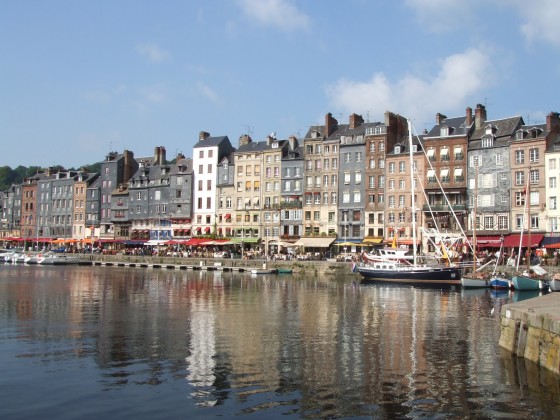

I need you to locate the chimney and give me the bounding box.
[436,113,447,125]
[546,112,560,133]
[475,104,487,129]
[199,131,210,141]
[239,134,252,147]
[288,135,298,150]
[123,150,135,182]
[349,113,364,129]
[466,107,473,126]
[325,113,338,137]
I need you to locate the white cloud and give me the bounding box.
[404,0,479,32]
[138,83,169,104]
[325,48,494,125]
[135,42,170,62]
[236,0,309,31]
[195,81,222,104]
[514,0,560,47]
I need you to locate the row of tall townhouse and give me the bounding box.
[2,105,560,252]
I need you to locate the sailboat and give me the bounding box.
[461,165,491,288]
[357,120,462,286]
[511,175,546,291]
[488,237,512,289]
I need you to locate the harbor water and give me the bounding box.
[0,264,559,419]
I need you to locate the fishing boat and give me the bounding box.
[361,246,413,263]
[358,120,462,286]
[549,277,560,292]
[251,267,278,275]
[37,252,81,265]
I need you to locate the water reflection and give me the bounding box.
[0,265,558,419]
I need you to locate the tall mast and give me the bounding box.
[408,120,417,266]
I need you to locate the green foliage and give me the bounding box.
[0,163,101,191]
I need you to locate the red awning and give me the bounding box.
[224,214,231,219]
[471,235,504,247]
[503,233,544,248]
[184,238,208,246]
[204,227,211,233]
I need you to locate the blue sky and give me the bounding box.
[2,0,560,169]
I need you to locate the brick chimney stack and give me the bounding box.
[199,131,210,141]
[239,134,252,147]
[546,111,560,133]
[436,113,447,125]
[349,113,364,129]
[466,107,473,126]
[325,113,338,138]
[475,104,487,129]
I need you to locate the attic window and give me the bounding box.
[485,124,497,135]
[394,145,401,154]
[482,137,493,148]
[440,127,449,136]
[516,130,524,140]
[272,142,278,149]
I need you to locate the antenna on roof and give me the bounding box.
[243,125,254,137]
[364,111,370,122]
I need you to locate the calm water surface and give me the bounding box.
[0,264,559,419]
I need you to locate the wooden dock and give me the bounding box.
[499,293,560,375]
[87,260,253,272]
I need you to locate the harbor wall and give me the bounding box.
[499,293,560,375]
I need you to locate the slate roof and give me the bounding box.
[193,135,229,148]
[468,116,524,150]
[424,116,472,138]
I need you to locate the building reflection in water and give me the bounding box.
[0,266,558,418]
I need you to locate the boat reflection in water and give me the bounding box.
[0,265,558,419]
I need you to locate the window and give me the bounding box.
[515,192,525,207]
[369,158,375,169]
[516,214,524,229]
[344,172,350,184]
[529,148,539,163]
[314,194,321,205]
[399,179,405,189]
[496,153,503,166]
[515,171,524,186]
[388,196,395,208]
[550,177,557,189]
[454,146,463,160]
[470,155,482,167]
[531,214,539,229]
[549,158,557,170]
[515,150,524,165]
[323,175,329,187]
[498,215,508,230]
[550,196,557,210]
[530,191,539,206]
[399,162,406,173]
[481,137,493,148]
[355,172,361,184]
[389,162,395,174]
[353,191,361,203]
[530,169,539,184]
[342,191,350,203]
[369,176,375,188]
[355,152,362,162]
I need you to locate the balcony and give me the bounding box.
[422,204,466,212]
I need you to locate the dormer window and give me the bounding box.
[484,124,497,135]
[272,142,278,149]
[440,127,449,136]
[394,145,401,154]
[516,130,524,140]
[482,137,493,148]
[530,127,542,138]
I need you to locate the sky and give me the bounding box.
[2,0,560,169]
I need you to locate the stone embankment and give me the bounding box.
[80,254,358,277]
[499,293,560,375]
